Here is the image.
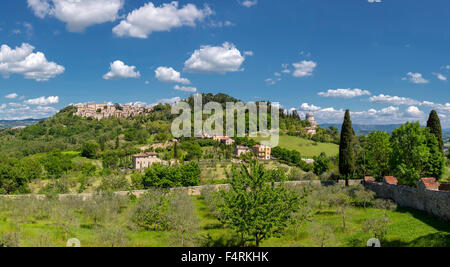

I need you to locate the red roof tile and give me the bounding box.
[384,176,398,185]
[364,176,375,182]
[420,178,440,189]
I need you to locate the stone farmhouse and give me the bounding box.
[75,102,153,120]
[234,146,251,157]
[132,152,167,171]
[213,136,235,146]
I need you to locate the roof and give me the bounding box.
[236,146,250,150]
[384,176,398,185]
[364,176,375,182]
[420,178,440,189]
[133,152,157,158]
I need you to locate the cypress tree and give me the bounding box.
[174,141,178,158]
[426,110,444,153]
[339,110,355,185]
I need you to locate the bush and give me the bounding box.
[97,175,130,192]
[81,142,99,159]
[39,179,73,195]
[373,199,397,211]
[142,162,201,189]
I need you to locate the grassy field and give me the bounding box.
[253,135,339,157]
[1,196,448,247]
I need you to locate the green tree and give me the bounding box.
[366,131,392,179]
[181,141,203,161]
[174,141,179,159]
[390,122,444,185]
[313,152,331,176]
[427,110,444,153]
[216,161,300,247]
[339,110,355,184]
[102,151,119,170]
[81,142,99,159]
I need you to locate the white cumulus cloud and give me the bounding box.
[24,96,59,105]
[155,66,190,84]
[113,1,212,39]
[0,43,65,81]
[240,0,258,8]
[184,42,245,73]
[433,72,447,81]
[174,85,197,93]
[28,0,124,32]
[292,60,317,78]
[5,93,18,99]
[300,103,322,112]
[369,94,421,106]
[103,60,140,80]
[405,106,424,117]
[402,72,429,84]
[318,88,371,98]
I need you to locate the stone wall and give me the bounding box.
[364,181,450,222]
[0,180,362,200]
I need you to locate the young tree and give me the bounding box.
[216,161,300,247]
[363,215,391,243]
[427,110,444,153]
[309,222,335,247]
[168,192,200,247]
[366,131,392,179]
[339,110,355,185]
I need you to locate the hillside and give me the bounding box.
[253,135,339,157]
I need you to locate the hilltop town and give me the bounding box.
[74,102,153,120]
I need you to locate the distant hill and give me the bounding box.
[320,123,403,135]
[0,118,46,129]
[321,123,450,137]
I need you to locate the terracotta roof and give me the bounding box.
[420,178,440,189]
[384,176,398,185]
[364,176,375,182]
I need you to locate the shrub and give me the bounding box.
[81,142,99,159]
[97,175,130,192]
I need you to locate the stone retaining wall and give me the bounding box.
[0,179,362,200]
[364,181,450,222]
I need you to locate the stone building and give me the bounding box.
[132,152,166,171]
[213,136,235,146]
[234,146,251,157]
[75,102,152,120]
[253,144,271,160]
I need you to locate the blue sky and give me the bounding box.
[0,0,449,127]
